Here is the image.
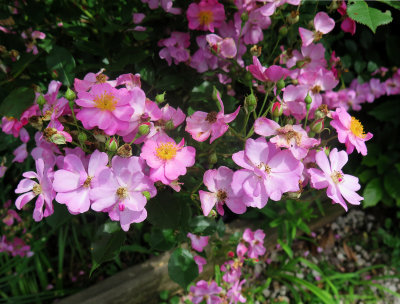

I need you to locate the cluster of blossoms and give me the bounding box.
[2,1,399,234]
[5,71,200,231]
[184,228,266,304]
[0,200,33,258]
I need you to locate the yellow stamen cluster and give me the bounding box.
[257,162,271,174]
[156,142,178,161]
[331,171,344,184]
[198,10,214,26]
[32,184,42,196]
[350,117,366,138]
[93,93,117,111]
[116,187,128,200]
[216,189,227,202]
[83,176,93,188]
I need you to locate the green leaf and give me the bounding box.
[189,216,217,236]
[384,171,400,200]
[277,239,293,259]
[279,274,334,304]
[358,169,375,183]
[348,0,392,33]
[168,248,198,288]
[377,0,400,10]
[363,178,383,207]
[146,192,191,229]
[0,87,35,118]
[90,222,126,276]
[354,61,366,74]
[368,98,400,124]
[149,228,176,251]
[216,218,225,237]
[46,45,76,86]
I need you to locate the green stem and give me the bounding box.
[241,112,251,135]
[257,90,270,118]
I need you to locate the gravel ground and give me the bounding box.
[258,209,400,303]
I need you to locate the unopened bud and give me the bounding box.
[65,87,76,102]
[106,137,118,152]
[287,11,299,24]
[244,72,253,86]
[117,144,132,158]
[279,26,288,37]
[271,102,283,117]
[305,93,312,105]
[155,92,166,104]
[315,104,329,120]
[241,12,249,23]
[208,152,218,165]
[138,123,150,136]
[321,146,330,157]
[310,118,324,133]
[142,191,151,200]
[51,70,59,79]
[165,120,175,131]
[245,93,257,113]
[77,132,87,143]
[328,0,340,11]
[277,78,285,91]
[36,94,46,108]
[208,209,217,218]
[212,86,221,104]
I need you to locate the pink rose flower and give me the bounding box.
[254,118,320,160]
[53,150,108,214]
[186,91,240,143]
[12,143,28,163]
[15,159,55,221]
[299,12,335,47]
[140,134,196,185]
[187,0,225,32]
[232,138,303,208]
[247,56,288,82]
[187,233,209,252]
[330,107,373,155]
[190,280,223,304]
[199,166,246,216]
[194,255,207,273]
[308,148,363,211]
[90,156,156,231]
[243,228,266,259]
[75,83,134,135]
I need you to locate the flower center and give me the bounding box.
[83,176,93,188]
[198,10,214,26]
[257,162,271,174]
[311,85,321,94]
[96,74,107,83]
[216,189,227,202]
[116,187,128,200]
[155,142,178,161]
[205,111,218,123]
[314,31,323,41]
[93,93,117,111]
[32,183,42,196]
[350,117,366,138]
[331,171,344,184]
[284,130,302,146]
